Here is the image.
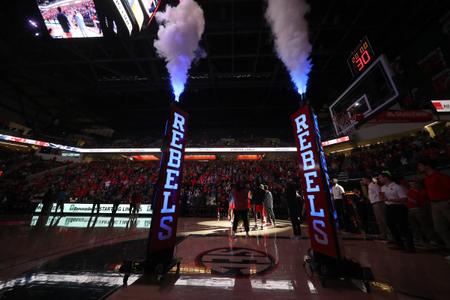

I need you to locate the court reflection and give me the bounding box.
[0,239,147,300]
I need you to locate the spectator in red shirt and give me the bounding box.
[407,180,441,246]
[231,181,250,237]
[406,181,428,209]
[417,159,450,252]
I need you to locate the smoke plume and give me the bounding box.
[154,0,205,102]
[265,0,312,94]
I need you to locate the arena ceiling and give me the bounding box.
[0,0,447,140]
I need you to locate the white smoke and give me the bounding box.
[154,0,205,102]
[265,0,312,94]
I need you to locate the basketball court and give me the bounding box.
[0,216,449,300]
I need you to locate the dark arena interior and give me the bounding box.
[0,0,449,299]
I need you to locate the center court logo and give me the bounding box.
[196,247,276,276]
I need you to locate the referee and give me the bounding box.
[379,171,415,252]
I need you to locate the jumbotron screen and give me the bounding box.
[36,0,103,39]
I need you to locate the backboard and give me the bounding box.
[329,55,400,136]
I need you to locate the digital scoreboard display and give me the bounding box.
[347,37,375,76]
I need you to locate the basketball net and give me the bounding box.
[333,111,357,135]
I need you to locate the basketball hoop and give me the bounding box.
[329,55,400,137]
[333,111,357,135]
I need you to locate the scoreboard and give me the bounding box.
[347,37,375,76]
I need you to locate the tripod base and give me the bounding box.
[303,249,374,292]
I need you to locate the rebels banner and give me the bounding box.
[148,105,188,262]
[291,105,340,258]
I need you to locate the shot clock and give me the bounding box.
[347,37,375,76]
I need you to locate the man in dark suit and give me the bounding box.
[251,184,265,230]
[56,7,72,38]
[286,178,302,238]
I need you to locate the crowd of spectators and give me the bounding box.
[1,127,448,257]
[0,129,448,218]
[337,161,450,255]
[0,159,298,217]
[180,161,296,216]
[328,129,449,179]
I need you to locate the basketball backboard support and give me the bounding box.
[329,55,400,136]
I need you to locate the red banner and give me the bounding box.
[291,105,339,258]
[147,105,188,262]
[369,110,433,123]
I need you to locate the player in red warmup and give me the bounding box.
[417,159,450,256]
[231,181,250,238]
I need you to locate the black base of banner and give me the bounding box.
[119,258,181,285]
[145,104,188,281]
[144,257,181,282]
[303,249,374,293]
